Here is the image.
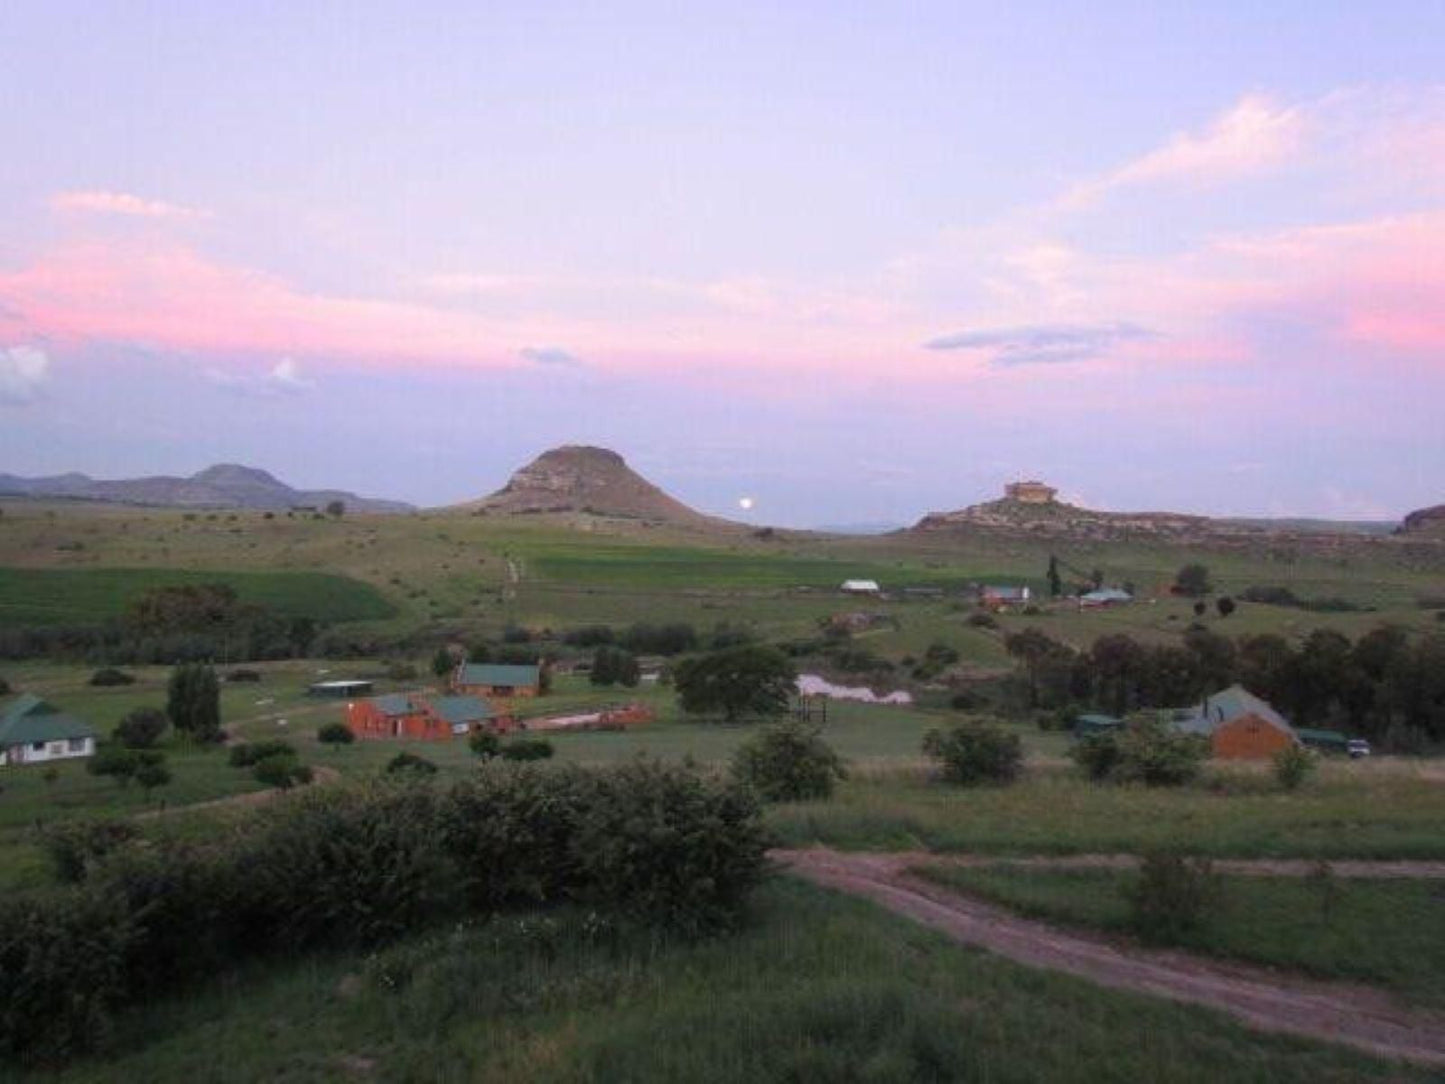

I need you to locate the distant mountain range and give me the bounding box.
[0,464,414,514]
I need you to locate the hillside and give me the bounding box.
[1400,504,1445,537]
[462,445,728,526]
[0,463,414,514]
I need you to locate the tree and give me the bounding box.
[87,745,138,787]
[590,646,640,688]
[1046,555,1063,598]
[1005,628,1075,709]
[674,645,796,723]
[385,751,438,776]
[1174,563,1213,598]
[114,707,169,749]
[253,752,310,789]
[325,500,345,518]
[468,730,501,759]
[317,722,355,746]
[431,648,455,678]
[166,663,221,742]
[89,668,135,687]
[732,721,846,801]
[134,754,172,799]
[922,723,1023,785]
[1216,596,1236,618]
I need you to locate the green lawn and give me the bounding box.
[915,863,1445,1007]
[33,879,1421,1083]
[0,567,395,625]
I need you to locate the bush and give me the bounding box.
[1124,850,1222,943]
[37,819,141,884]
[1272,743,1316,791]
[1112,719,1211,787]
[965,612,998,629]
[87,744,139,787]
[921,722,1022,785]
[225,669,262,683]
[0,676,10,695]
[385,751,438,776]
[88,668,135,687]
[732,721,847,802]
[113,707,168,749]
[317,722,355,746]
[562,625,615,647]
[1071,734,1122,781]
[949,689,983,710]
[253,753,310,790]
[468,730,501,759]
[1173,563,1212,598]
[229,739,296,768]
[500,738,554,762]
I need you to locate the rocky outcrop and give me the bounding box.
[1400,504,1445,536]
[464,445,713,524]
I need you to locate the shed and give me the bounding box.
[1079,588,1133,608]
[0,695,97,767]
[1297,728,1349,753]
[1175,685,1299,760]
[1073,713,1123,738]
[840,579,882,595]
[452,663,541,699]
[309,679,374,698]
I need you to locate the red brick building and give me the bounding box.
[346,693,509,741]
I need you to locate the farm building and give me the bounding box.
[1005,480,1057,504]
[980,584,1031,610]
[1175,685,1299,760]
[1073,713,1123,738]
[452,662,541,699]
[1079,587,1133,608]
[346,693,507,741]
[0,695,97,767]
[1297,728,1350,754]
[309,679,374,698]
[840,579,882,595]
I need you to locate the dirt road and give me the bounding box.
[778,848,1445,1067]
[855,850,1445,880]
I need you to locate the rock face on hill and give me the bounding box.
[1400,504,1445,536]
[913,490,1210,543]
[465,445,711,523]
[0,463,414,514]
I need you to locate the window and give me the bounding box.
[31,741,44,751]
[67,738,87,752]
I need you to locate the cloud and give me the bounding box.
[50,190,210,220]
[0,344,50,404]
[519,346,583,367]
[206,358,316,398]
[924,322,1156,366]
[1061,95,1305,207]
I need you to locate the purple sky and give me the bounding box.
[1,2,1443,525]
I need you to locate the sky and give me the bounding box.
[1,1,1443,527]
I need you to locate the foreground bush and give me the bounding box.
[88,667,135,687]
[732,721,846,802]
[228,739,296,768]
[317,721,355,746]
[1073,719,1210,787]
[1273,744,1316,791]
[500,738,554,761]
[37,819,141,884]
[1124,850,1222,943]
[922,722,1022,785]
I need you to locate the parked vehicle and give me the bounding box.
[1347,738,1372,759]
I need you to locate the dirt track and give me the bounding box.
[778,848,1445,1067]
[857,850,1445,880]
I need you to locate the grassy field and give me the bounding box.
[0,567,395,625]
[31,878,1423,1084]
[916,863,1445,1007]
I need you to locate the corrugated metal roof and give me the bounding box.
[0,696,97,745]
[1180,685,1294,737]
[368,694,416,717]
[457,663,540,687]
[429,696,493,724]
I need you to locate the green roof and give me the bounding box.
[1297,728,1349,747]
[429,696,493,725]
[0,695,97,745]
[1185,685,1294,737]
[368,694,416,717]
[457,663,540,688]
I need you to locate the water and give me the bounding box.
[796,674,912,705]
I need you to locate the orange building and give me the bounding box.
[452,662,541,700]
[1178,685,1299,760]
[346,693,508,742]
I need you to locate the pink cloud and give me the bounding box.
[50,190,211,220]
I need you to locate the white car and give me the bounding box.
[1347,739,1371,759]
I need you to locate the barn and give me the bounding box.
[1176,685,1298,760]
[0,695,97,767]
[347,693,436,740]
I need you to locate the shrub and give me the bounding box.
[1124,850,1222,943]
[1112,719,1210,787]
[500,738,554,762]
[317,722,355,746]
[229,739,296,768]
[1070,733,1122,781]
[225,669,262,683]
[563,625,615,647]
[1173,563,1212,598]
[965,612,997,629]
[134,755,172,797]
[86,744,139,787]
[167,663,221,742]
[0,676,10,695]
[253,753,310,790]
[37,819,141,884]
[468,730,501,759]
[949,689,983,710]
[1272,743,1316,791]
[921,722,1022,785]
[88,668,135,687]
[385,751,438,776]
[113,707,168,749]
[732,721,847,802]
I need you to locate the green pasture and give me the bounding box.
[35,879,1419,1084]
[0,567,395,626]
[917,863,1445,1007]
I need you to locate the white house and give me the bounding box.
[840,579,882,595]
[0,695,98,767]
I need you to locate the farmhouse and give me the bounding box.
[347,693,507,741]
[840,579,882,595]
[452,662,541,699]
[1175,685,1298,760]
[980,584,1031,610]
[0,695,97,767]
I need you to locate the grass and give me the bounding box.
[769,763,1445,859]
[915,863,1445,1007]
[0,567,395,625]
[31,878,1424,1083]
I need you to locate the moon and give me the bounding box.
[738,496,755,511]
